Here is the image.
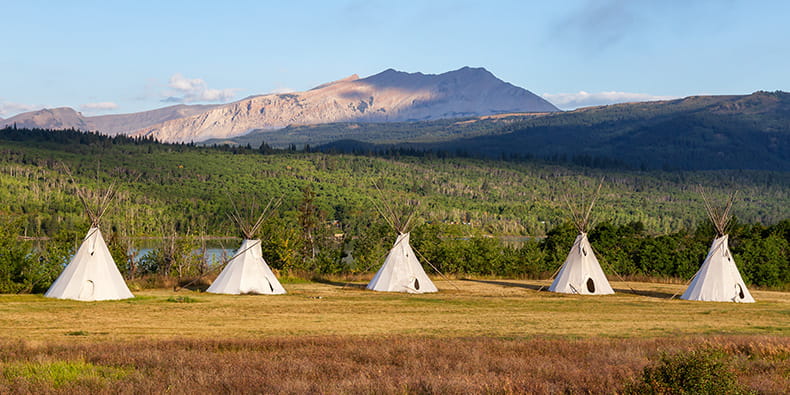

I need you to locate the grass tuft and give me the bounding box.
[2,360,131,389]
[166,296,199,303]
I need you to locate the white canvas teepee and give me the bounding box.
[366,189,438,294]
[45,227,134,301]
[367,232,438,294]
[45,177,134,301]
[206,239,286,295]
[548,180,614,295]
[207,196,286,295]
[549,232,614,295]
[681,190,754,303]
[681,235,754,302]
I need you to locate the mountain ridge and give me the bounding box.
[0,67,558,143]
[131,67,559,143]
[0,104,218,135]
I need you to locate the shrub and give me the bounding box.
[627,348,752,394]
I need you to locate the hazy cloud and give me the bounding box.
[80,102,119,112]
[0,100,40,117]
[163,73,238,103]
[550,0,725,53]
[542,91,677,110]
[550,0,638,52]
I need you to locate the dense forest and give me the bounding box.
[0,127,788,293]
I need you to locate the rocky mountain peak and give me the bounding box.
[310,74,361,90]
[2,67,560,143]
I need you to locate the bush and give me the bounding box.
[0,216,67,293]
[627,348,752,394]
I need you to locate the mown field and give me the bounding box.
[1,281,788,393]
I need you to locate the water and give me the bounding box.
[131,238,237,267]
[134,248,234,267]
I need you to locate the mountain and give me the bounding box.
[0,104,218,135]
[315,91,790,171]
[0,107,91,131]
[132,67,559,143]
[88,104,218,135]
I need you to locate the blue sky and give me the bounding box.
[1,0,788,117]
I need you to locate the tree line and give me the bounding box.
[0,127,787,292]
[2,211,788,294]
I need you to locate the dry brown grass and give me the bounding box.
[1,280,787,393]
[0,335,787,394]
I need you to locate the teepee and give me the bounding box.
[681,190,754,303]
[548,181,614,295]
[207,198,286,295]
[45,180,134,301]
[367,195,437,294]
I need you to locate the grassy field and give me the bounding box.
[1,280,788,393]
[1,280,788,341]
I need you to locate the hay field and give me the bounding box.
[1,281,788,393]
[1,280,787,341]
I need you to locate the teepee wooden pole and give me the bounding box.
[536,262,565,292]
[590,244,637,294]
[412,246,460,291]
[372,181,402,232]
[699,186,737,237]
[561,193,584,233]
[582,178,604,232]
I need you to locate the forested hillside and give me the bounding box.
[205,114,536,148]
[315,91,790,171]
[1,127,788,292]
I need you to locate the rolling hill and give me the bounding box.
[313,91,790,170]
[202,113,543,148]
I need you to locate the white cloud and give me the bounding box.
[80,102,119,111]
[541,91,678,110]
[271,87,295,94]
[0,100,41,117]
[163,73,238,103]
